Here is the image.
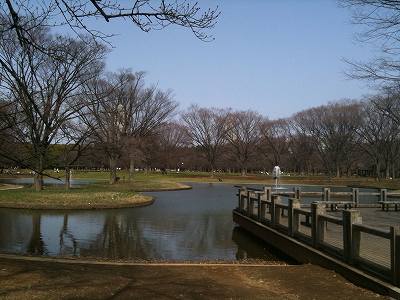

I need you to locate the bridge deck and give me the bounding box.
[254,207,399,270]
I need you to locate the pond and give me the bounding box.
[0,182,382,261]
[0,183,291,262]
[0,177,97,187]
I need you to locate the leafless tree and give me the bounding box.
[156,122,188,170]
[371,86,400,125]
[258,118,290,169]
[82,70,177,184]
[357,94,400,178]
[1,0,219,51]
[226,110,262,176]
[342,0,400,83]
[82,71,144,184]
[285,127,319,175]
[0,25,106,190]
[292,101,362,177]
[182,105,230,175]
[58,119,94,189]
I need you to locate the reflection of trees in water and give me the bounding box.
[0,205,287,261]
[77,212,236,260]
[58,214,78,256]
[0,210,33,252]
[27,214,46,255]
[176,214,233,257]
[79,212,157,259]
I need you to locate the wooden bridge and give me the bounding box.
[232,186,400,297]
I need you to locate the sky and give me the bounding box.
[90,0,378,119]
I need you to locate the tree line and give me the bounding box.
[3,87,400,184]
[129,95,400,180]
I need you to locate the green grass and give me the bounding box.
[3,169,400,189]
[1,170,399,210]
[107,171,400,190]
[0,179,190,209]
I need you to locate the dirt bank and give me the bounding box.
[0,256,386,299]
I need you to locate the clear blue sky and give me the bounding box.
[91,0,377,119]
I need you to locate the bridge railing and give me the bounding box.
[236,185,400,210]
[235,186,400,286]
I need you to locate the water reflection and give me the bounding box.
[0,177,96,187]
[0,183,288,261]
[0,182,381,261]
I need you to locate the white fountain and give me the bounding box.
[272,166,286,191]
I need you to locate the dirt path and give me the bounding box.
[0,184,23,191]
[0,257,387,299]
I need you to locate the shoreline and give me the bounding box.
[0,182,192,210]
[0,194,155,210]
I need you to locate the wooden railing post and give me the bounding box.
[257,193,262,221]
[380,188,388,203]
[352,188,359,208]
[271,195,281,227]
[247,190,252,216]
[295,187,301,200]
[311,202,326,247]
[237,188,241,210]
[239,188,247,212]
[391,226,400,286]
[260,200,267,222]
[322,188,330,202]
[288,198,301,237]
[343,209,361,263]
[264,186,272,201]
[263,186,272,213]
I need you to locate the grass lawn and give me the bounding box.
[0,179,190,209]
[68,170,400,190]
[0,170,399,210]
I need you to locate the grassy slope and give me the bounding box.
[0,178,190,209]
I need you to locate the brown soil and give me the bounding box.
[0,257,387,299]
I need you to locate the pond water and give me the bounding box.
[0,182,381,261]
[0,183,291,262]
[0,177,97,187]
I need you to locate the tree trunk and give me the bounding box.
[241,168,246,176]
[376,160,381,180]
[392,163,396,179]
[129,157,134,181]
[336,165,340,178]
[65,167,71,190]
[210,166,215,178]
[109,156,117,184]
[34,154,44,191]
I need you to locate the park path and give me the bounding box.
[0,184,23,191]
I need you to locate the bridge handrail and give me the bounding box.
[319,214,342,225]
[352,223,391,239]
[293,208,311,217]
[234,185,400,287]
